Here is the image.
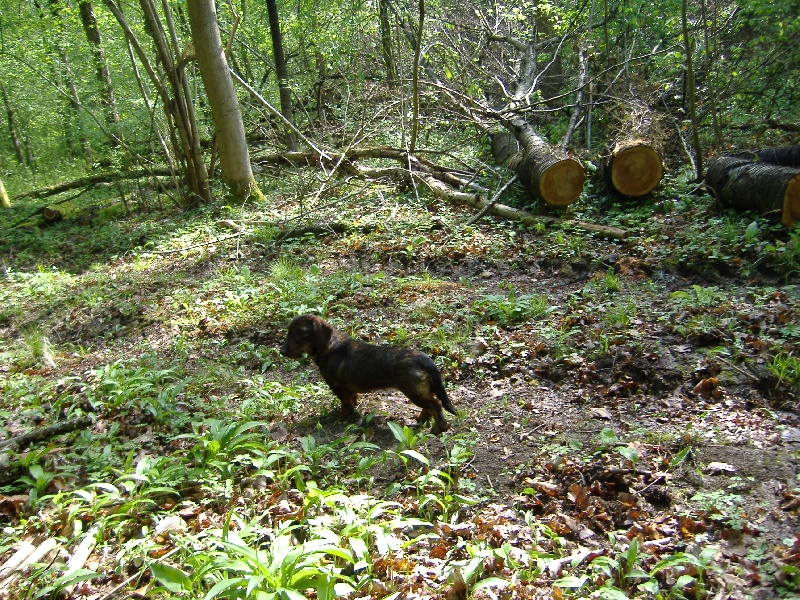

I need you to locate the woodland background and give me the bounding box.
[1,0,800,599]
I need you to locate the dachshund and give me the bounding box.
[280,314,456,433]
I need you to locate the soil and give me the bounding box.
[2,203,800,598]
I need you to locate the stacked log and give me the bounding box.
[492,119,585,206]
[705,148,800,228]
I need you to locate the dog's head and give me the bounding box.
[280,314,333,358]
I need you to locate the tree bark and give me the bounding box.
[492,120,585,206]
[379,0,398,86]
[0,82,26,165]
[0,179,10,208]
[266,0,297,151]
[187,0,261,202]
[705,156,800,228]
[736,146,800,168]
[79,0,121,140]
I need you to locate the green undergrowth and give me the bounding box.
[2,177,800,598]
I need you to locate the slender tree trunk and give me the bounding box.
[408,0,424,154]
[700,0,721,147]
[47,0,92,161]
[187,0,261,202]
[379,0,398,86]
[0,82,26,165]
[0,179,10,208]
[682,0,703,180]
[265,0,296,151]
[79,0,121,142]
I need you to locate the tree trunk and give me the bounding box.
[0,82,26,165]
[266,0,297,151]
[492,120,585,206]
[106,0,211,206]
[0,179,10,208]
[737,146,800,168]
[47,0,92,161]
[605,140,664,197]
[79,0,121,140]
[681,0,703,180]
[705,156,800,228]
[603,95,665,197]
[187,0,261,202]
[379,0,398,86]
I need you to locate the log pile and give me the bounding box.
[705,146,800,228]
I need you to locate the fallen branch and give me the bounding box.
[13,169,172,201]
[0,416,93,452]
[416,173,630,239]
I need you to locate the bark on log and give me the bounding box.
[735,146,800,168]
[0,416,93,451]
[705,156,800,228]
[415,172,630,239]
[14,168,172,201]
[42,201,79,222]
[493,119,585,206]
[605,139,664,197]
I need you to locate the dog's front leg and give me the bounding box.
[329,384,358,416]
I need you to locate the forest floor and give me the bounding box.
[1,170,800,599]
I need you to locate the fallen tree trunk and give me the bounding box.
[416,172,629,239]
[493,119,585,206]
[0,416,93,451]
[736,146,800,168]
[13,168,173,201]
[603,95,665,197]
[605,139,664,197]
[705,156,800,228]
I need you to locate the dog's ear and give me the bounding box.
[311,316,333,353]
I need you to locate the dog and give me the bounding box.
[279,314,457,432]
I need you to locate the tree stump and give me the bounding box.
[605,140,664,196]
[705,156,800,228]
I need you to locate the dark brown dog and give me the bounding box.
[280,314,457,432]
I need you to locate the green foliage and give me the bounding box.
[473,285,553,325]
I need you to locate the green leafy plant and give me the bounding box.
[473,285,553,325]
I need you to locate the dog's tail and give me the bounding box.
[425,361,457,415]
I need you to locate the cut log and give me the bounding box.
[605,140,664,196]
[42,201,79,222]
[736,146,800,168]
[493,119,585,206]
[705,156,800,228]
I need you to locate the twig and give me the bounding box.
[466,175,518,225]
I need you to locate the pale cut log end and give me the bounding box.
[782,174,800,229]
[610,144,664,196]
[538,158,585,206]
